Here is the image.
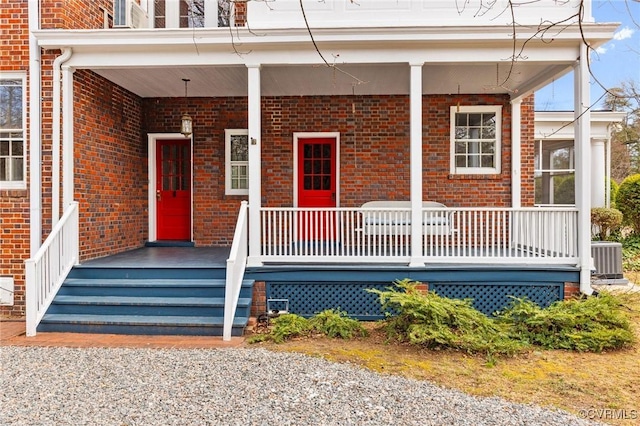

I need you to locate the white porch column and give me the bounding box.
[409,63,424,267]
[247,64,263,267]
[511,99,522,208]
[62,65,75,209]
[591,138,606,208]
[574,43,592,295]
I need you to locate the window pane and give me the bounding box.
[230,135,248,161]
[186,0,205,28]
[481,142,495,154]
[0,140,8,156]
[468,113,482,126]
[455,114,467,127]
[0,158,6,180]
[455,127,468,139]
[455,142,466,154]
[455,155,466,168]
[12,157,23,180]
[0,80,23,129]
[481,155,494,168]
[481,125,495,139]
[11,140,23,155]
[551,147,572,169]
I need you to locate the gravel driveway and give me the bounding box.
[1,346,601,426]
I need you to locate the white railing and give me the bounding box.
[260,206,579,264]
[223,201,249,341]
[25,202,79,336]
[421,208,578,262]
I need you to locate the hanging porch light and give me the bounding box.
[181,78,193,137]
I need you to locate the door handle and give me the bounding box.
[331,193,336,200]
[156,190,161,201]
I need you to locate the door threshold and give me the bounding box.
[145,241,195,248]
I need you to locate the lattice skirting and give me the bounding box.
[428,282,563,316]
[265,281,563,319]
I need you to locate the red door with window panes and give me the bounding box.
[297,138,337,241]
[156,140,191,241]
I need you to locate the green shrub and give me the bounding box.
[367,279,525,356]
[269,314,312,343]
[248,310,366,343]
[609,178,619,208]
[497,293,635,352]
[616,174,640,233]
[621,234,640,271]
[308,309,369,339]
[591,207,623,240]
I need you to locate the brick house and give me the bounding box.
[0,0,618,339]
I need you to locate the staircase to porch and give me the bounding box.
[37,264,254,337]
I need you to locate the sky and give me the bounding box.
[535,0,640,111]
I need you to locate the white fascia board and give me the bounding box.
[33,23,617,50]
[57,43,582,70]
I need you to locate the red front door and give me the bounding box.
[297,137,337,241]
[156,140,191,241]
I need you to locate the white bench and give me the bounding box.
[360,200,455,236]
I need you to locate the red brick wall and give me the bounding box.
[143,93,529,245]
[74,70,147,261]
[142,97,249,246]
[40,0,113,30]
[521,94,536,206]
[1,0,29,316]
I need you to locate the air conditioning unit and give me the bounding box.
[113,0,148,29]
[591,241,623,279]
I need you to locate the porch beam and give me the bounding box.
[409,62,424,267]
[62,65,75,209]
[511,99,522,208]
[574,43,592,295]
[247,64,263,267]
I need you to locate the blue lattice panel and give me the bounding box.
[428,282,562,316]
[266,282,392,320]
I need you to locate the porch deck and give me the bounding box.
[80,247,231,268]
[77,247,578,318]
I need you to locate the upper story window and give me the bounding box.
[0,74,26,190]
[225,129,249,195]
[153,0,231,28]
[534,140,575,205]
[450,105,502,175]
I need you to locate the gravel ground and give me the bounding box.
[1,346,602,426]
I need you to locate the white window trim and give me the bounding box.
[225,129,249,195]
[449,105,502,175]
[0,72,27,190]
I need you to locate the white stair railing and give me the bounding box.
[223,201,249,341]
[25,202,79,336]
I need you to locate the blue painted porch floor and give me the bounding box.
[80,246,231,268]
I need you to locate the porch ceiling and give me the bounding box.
[93,61,571,99]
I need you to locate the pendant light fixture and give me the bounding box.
[181,78,193,137]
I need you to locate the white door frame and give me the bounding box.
[293,132,340,207]
[147,133,194,242]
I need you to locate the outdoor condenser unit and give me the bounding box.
[591,241,624,279]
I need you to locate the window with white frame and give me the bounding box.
[0,74,26,189]
[225,129,249,195]
[534,139,575,205]
[450,105,501,174]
